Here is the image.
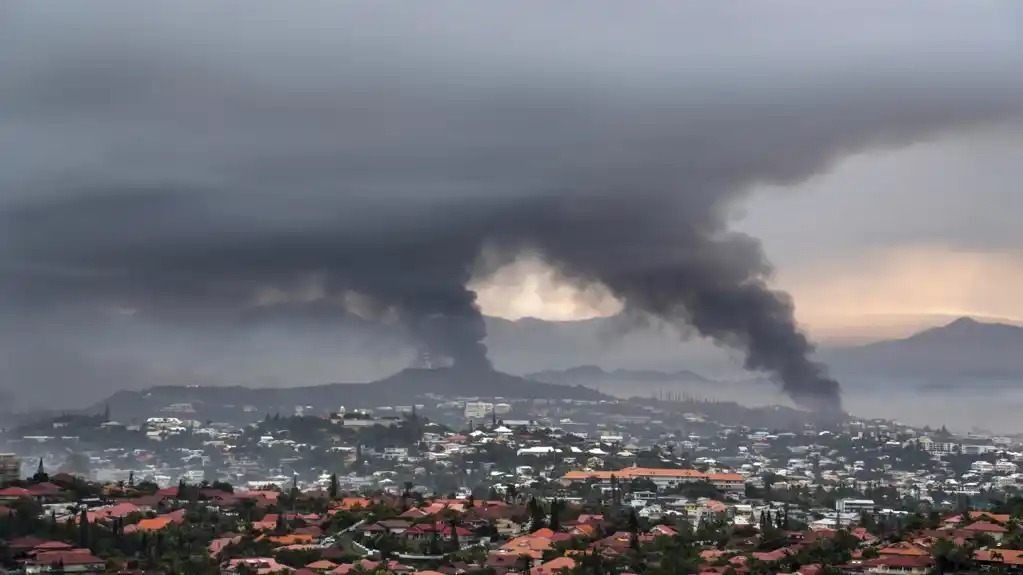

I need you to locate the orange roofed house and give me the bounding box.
[561,467,745,492]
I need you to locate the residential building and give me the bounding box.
[464,402,493,420]
[707,473,746,493]
[971,461,995,474]
[836,498,876,515]
[995,460,1018,474]
[561,467,743,491]
[916,437,957,454]
[0,453,20,484]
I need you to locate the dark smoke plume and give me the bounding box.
[1,0,1022,411]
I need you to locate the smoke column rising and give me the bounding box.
[2,0,1023,410]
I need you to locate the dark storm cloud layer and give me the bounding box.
[2,1,1022,411]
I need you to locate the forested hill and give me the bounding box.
[91,367,608,421]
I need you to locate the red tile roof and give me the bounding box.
[977,549,1023,566]
[28,550,105,566]
[0,487,31,497]
[31,541,73,551]
[964,521,1008,533]
[26,482,63,495]
[944,512,1010,525]
[864,556,932,568]
[878,542,929,557]
[753,549,790,562]
[8,536,49,550]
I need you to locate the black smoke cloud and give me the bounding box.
[2,0,1022,411]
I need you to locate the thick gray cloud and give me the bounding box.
[1,0,1022,410]
[741,127,1023,264]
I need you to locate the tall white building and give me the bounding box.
[916,437,958,454]
[464,401,493,419]
[0,454,20,484]
[836,498,875,515]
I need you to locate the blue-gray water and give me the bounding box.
[585,377,1023,435]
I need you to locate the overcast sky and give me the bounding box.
[479,125,1023,339]
[2,0,1022,407]
[744,126,1023,337]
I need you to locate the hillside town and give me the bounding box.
[4,390,1023,574]
[4,0,1019,572]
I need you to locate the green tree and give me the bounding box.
[78,507,89,549]
[428,527,443,555]
[932,538,976,575]
[627,508,640,551]
[549,498,562,532]
[448,511,461,552]
[211,480,234,493]
[352,443,364,472]
[630,477,658,493]
[528,497,546,533]
[329,473,340,499]
[572,548,605,575]
[274,548,321,568]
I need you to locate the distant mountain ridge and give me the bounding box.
[528,364,715,384]
[505,316,1023,386]
[887,316,1023,346]
[821,317,1023,380]
[7,315,1021,413]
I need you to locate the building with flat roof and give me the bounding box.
[0,453,20,485]
[836,498,876,515]
[561,466,746,492]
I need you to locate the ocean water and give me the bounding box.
[585,378,1023,435]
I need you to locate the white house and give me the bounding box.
[971,461,995,474]
[995,460,1018,474]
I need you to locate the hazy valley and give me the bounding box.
[3,316,1022,431]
